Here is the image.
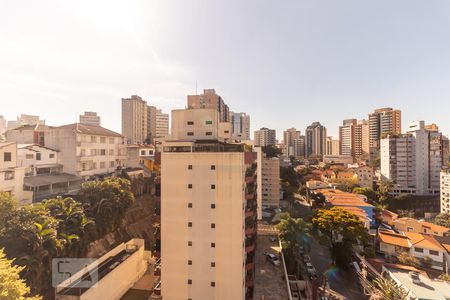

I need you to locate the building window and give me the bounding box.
[187,121,194,125]
[211,204,216,209]
[211,262,215,267]
[188,279,192,285]
[100,162,106,168]
[109,149,114,155]
[430,250,439,256]
[36,153,41,160]
[415,247,424,253]
[188,184,193,189]
[188,203,193,208]
[25,154,34,159]
[224,130,229,133]
[211,282,215,287]
[4,171,14,181]
[211,223,215,229]
[141,150,146,155]
[188,222,192,227]
[100,137,106,143]
[100,149,106,155]
[188,260,192,265]
[49,153,55,159]
[187,132,194,136]
[211,184,215,189]
[188,241,192,246]
[109,137,115,144]
[211,165,215,170]
[188,165,193,170]
[91,136,97,143]
[110,161,115,168]
[211,242,215,248]
[206,132,213,136]
[205,120,213,125]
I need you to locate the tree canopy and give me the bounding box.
[262,145,282,158]
[434,213,450,228]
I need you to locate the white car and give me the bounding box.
[265,253,281,266]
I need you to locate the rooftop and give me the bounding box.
[405,232,445,252]
[378,231,411,248]
[54,123,123,137]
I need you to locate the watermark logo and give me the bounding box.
[52,258,98,289]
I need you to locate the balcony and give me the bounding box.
[245,262,255,270]
[245,210,255,218]
[245,193,256,201]
[245,227,256,236]
[245,245,255,253]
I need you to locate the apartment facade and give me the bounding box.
[380,121,446,195]
[256,147,280,218]
[122,95,149,144]
[6,124,51,146]
[230,112,250,141]
[305,122,327,158]
[283,128,301,157]
[187,89,230,122]
[326,137,340,156]
[441,170,450,213]
[254,127,276,147]
[0,142,31,203]
[339,119,369,160]
[45,123,127,180]
[161,108,257,299]
[293,136,306,158]
[79,111,101,126]
[368,107,401,148]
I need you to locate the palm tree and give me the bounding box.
[368,277,409,300]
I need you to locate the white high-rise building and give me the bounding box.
[381,121,446,195]
[283,128,301,157]
[161,106,257,299]
[254,127,276,147]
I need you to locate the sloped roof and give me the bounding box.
[405,232,445,252]
[378,231,411,248]
[54,123,123,137]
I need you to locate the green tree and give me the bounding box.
[276,215,311,254]
[262,145,282,158]
[377,180,393,203]
[280,166,299,188]
[434,213,450,228]
[312,207,368,268]
[353,187,378,203]
[438,273,450,282]
[0,248,41,300]
[397,252,420,267]
[310,192,326,207]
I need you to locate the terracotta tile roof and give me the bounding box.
[405,232,445,252]
[54,123,123,137]
[434,236,450,253]
[378,231,411,248]
[381,209,398,218]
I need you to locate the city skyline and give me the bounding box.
[2,1,450,139]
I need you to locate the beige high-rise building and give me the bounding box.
[161,107,257,300]
[230,112,250,141]
[326,137,340,155]
[368,107,401,148]
[283,128,301,157]
[79,111,101,126]
[122,95,148,144]
[256,147,280,218]
[293,136,306,158]
[339,119,369,160]
[155,109,169,138]
[254,127,276,147]
[305,122,327,158]
[187,89,230,122]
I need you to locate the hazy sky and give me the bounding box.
[1,0,450,139]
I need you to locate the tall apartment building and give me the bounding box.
[79,111,101,126]
[380,121,446,195]
[283,128,301,157]
[256,147,280,218]
[305,122,327,158]
[122,95,169,144]
[155,109,169,138]
[230,112,250,141]
[122,95,148,144]
[0,115,6,135]
[326,137,340,155]
[368,107,401,148]
[45,123,127,180]
[7,114,45,130]
[339,119,369,160]
[293,136,306,158]
[161,107,257,299]
[441,170,450,213]
[187,89,230,122]
[254,127,277,147]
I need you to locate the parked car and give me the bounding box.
[299,246,305,254]
[269,236,277,242]
[305,262,316,275]
[265,252,281,266]
[303,255,311,263]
